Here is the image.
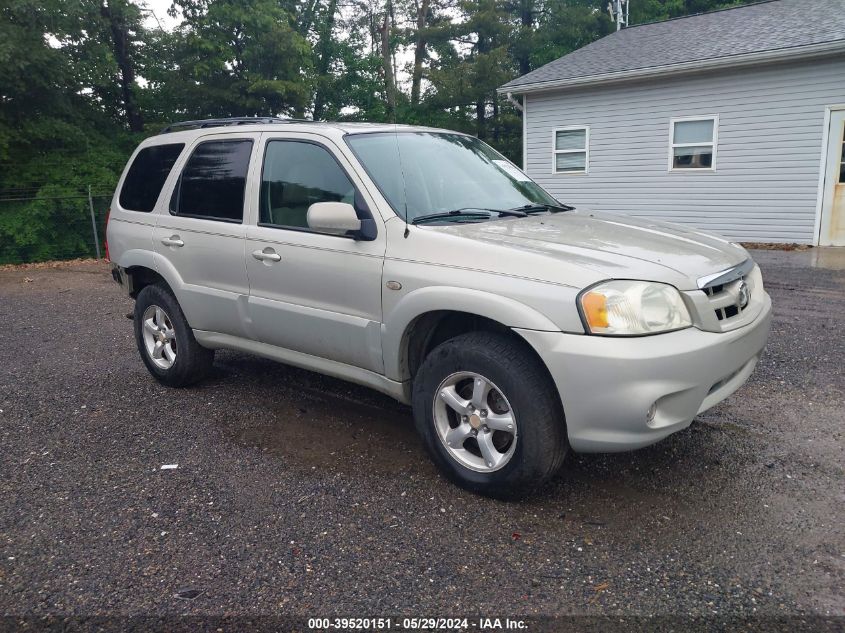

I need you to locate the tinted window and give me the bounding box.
[119,143,184,212]
[260,141,356,229]
[171,140,253,222]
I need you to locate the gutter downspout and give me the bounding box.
[505,92,523,112]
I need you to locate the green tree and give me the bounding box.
[0,0,768,263]
[631,0,754,22]
[154,0,312,118]
[0,0,140,263]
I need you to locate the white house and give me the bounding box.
[499,0,845,245]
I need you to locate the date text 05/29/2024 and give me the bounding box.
[307,617,528,630]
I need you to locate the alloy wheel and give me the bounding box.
[432,371,517,472]
[141,305,177,370]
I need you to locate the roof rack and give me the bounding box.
[159,117,312,134]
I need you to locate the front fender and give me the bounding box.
[381,285,566,381]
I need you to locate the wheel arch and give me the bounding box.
[124,266,169,298]
[383,286,562,384]
[116,251,187,306]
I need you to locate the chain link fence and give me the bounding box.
[0,190,112,265]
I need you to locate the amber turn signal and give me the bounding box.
[581,291,609,329]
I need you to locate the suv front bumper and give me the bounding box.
[515,292,772,453]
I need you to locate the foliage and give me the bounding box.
[150,0,312,118]
[0,0,756,262]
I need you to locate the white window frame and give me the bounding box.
[669,115,718,172]
[552,126,590,174]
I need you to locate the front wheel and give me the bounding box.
[412,331,568,499]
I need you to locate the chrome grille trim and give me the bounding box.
[707,277,751,323]
[697,258,754,290]
[689,260,763,333]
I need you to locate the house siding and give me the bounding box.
[523,57,845,243]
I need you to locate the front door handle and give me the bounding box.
[252,248,281,262]
[161,235,184,247]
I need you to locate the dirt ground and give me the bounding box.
[0,249,842,630]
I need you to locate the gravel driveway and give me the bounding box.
[0,249,842,629]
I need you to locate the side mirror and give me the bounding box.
[307,202,376,240]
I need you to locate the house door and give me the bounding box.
[819,110,845,246]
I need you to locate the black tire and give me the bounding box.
[133,283,214,387]
[412,331,568,499]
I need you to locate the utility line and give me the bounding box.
[0,194,113,202]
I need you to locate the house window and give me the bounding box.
[670,117,717,170]
[553,127,589,173]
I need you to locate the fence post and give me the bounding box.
[87,185,101,260]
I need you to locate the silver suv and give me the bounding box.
[107,118,772,498]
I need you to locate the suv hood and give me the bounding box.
[437,210,748,290]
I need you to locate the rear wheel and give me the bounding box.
[133,284,214,387]
[412,331,567,498]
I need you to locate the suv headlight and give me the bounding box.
[579,280,692,336]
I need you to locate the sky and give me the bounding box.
[140,0,181,31]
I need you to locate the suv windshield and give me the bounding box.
[345,132,562,223]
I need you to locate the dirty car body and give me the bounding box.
[106,120,772,496]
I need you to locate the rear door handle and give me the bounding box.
[252,248,281,262]
[161,236,184,247]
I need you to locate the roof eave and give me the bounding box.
[498,39,845,95]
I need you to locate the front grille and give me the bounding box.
[703,278,750,322]
[696,259,758,331]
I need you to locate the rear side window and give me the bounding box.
[170,139,253,222]
[119,143,184,212]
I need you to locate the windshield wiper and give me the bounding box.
[509,202,575,214]
[410,207,527,225]
[411,209,491,225]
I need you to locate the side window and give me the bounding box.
[260,140,357,229]
[119,143,184,212]
[170,139,253,222]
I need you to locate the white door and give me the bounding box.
[819,110,845,246]
[154,133,259,337]
[244,135,386,373]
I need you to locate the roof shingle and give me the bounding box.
[501,0,845,92]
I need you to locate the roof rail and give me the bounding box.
[159,117,312,134]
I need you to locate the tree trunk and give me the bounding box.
[518,0,533,76]
[476,99,485,139]
[410,0,430,106]
[297,0,320,36]
[101,0,143,132]
[379,2,396,118]
[475,28,490,139]
[312,0,338,120]
[492,97,499,144]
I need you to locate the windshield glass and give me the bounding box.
[345,132,560,222]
